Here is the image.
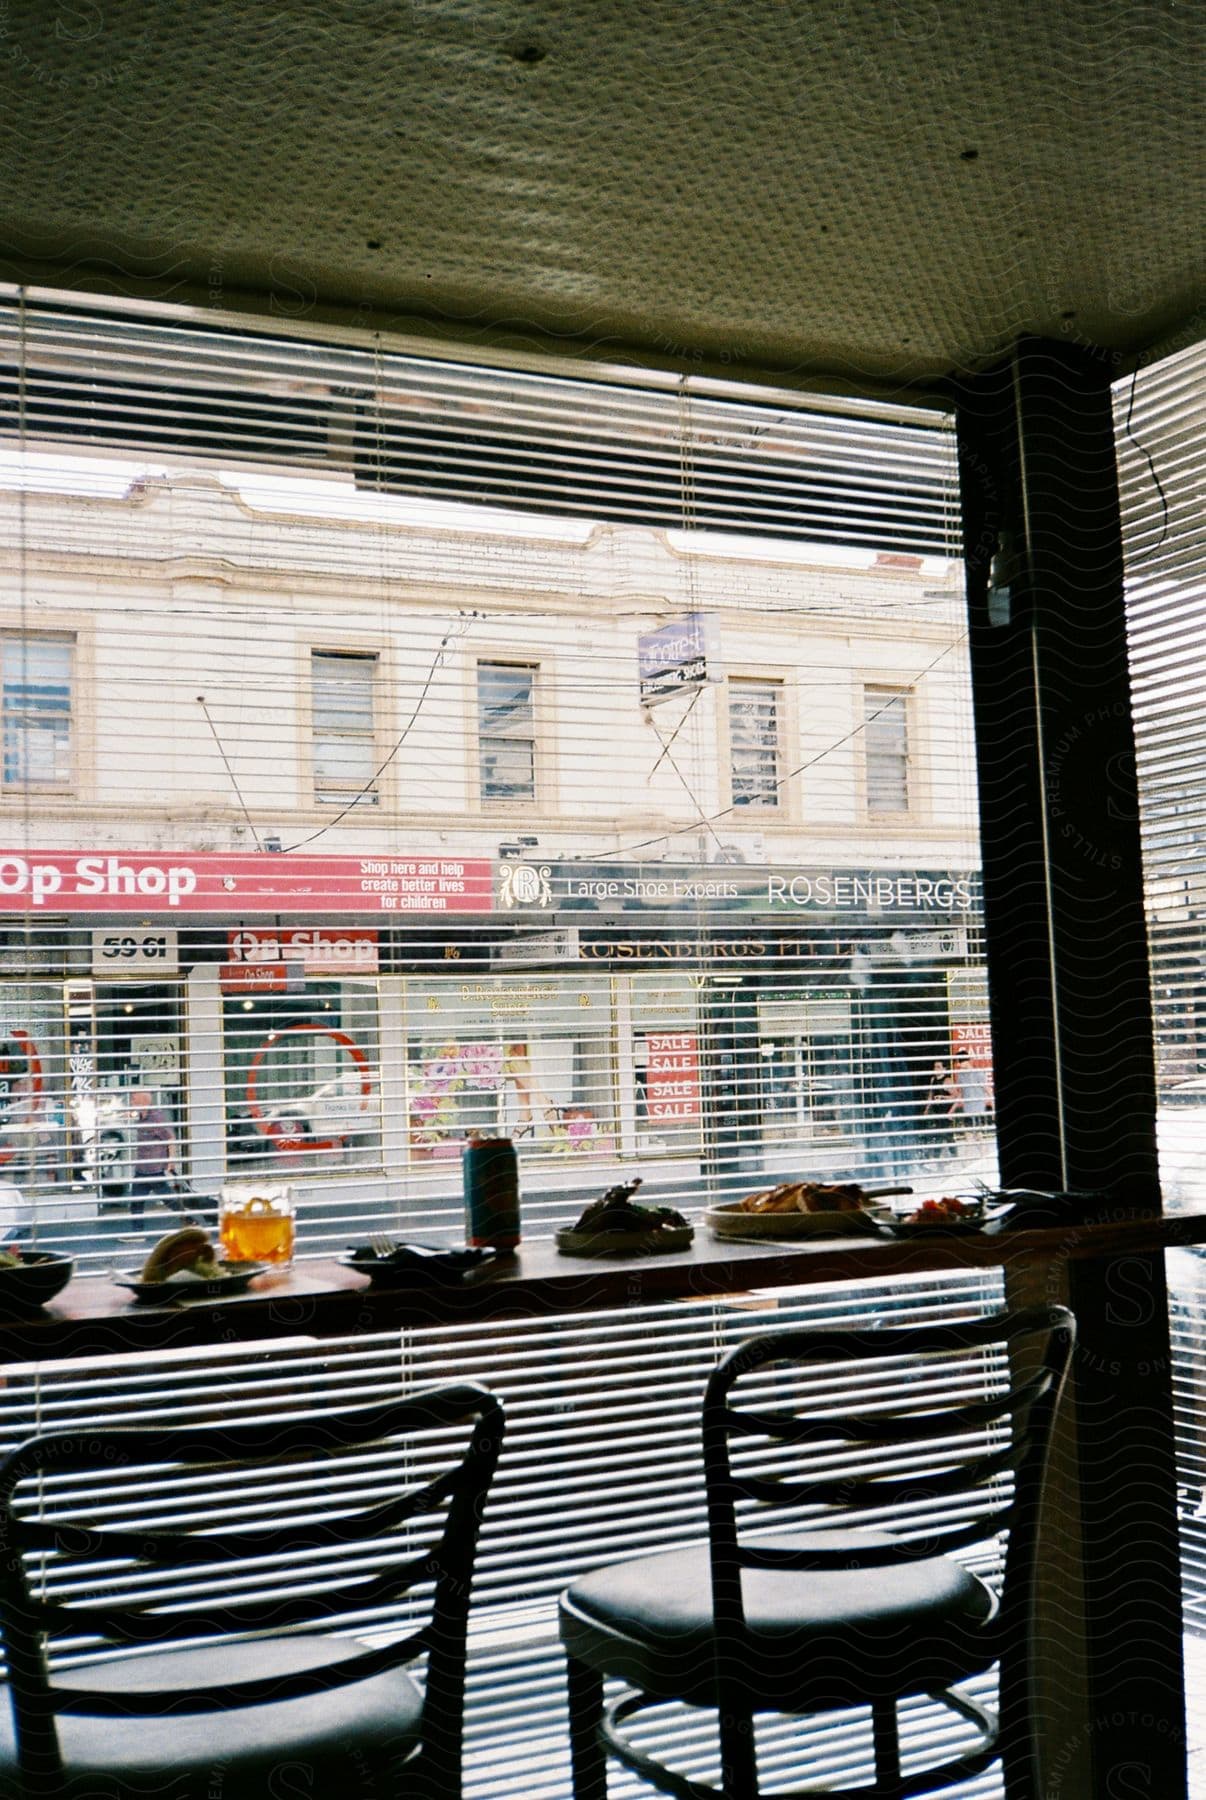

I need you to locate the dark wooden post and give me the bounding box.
[953,339,1186,1800]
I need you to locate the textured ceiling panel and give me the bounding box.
[0,0,1200,391]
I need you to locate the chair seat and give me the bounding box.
[0,1636,424,1800]
[560,1530,998,1712]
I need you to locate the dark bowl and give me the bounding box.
[0,1250,74,1312]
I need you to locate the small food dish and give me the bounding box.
[115,1225,266,1301]
[706,1202,887,1240]
[882,1196,988,1237]
[113,1261,266,1303]
[341,1243,499,1284]
[556,1180,694,1257]
[0,1248,74,1312]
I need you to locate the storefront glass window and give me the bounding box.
[406,975,613,1161]
[222,978,382,1174]
[81,982,186,1202]
[756,991,857,1145]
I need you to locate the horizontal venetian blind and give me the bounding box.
[0,288,991,1276]
[0,1269,1007,1799]
[1119,341,1206,1206]
[0,292,957,556]
[0,294,1004,1796]
[1118,341,1206,1671]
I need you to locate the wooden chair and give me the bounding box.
[560,1306,1073,1799]
[0,1383,504,1798]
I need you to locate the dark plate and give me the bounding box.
[0,1250,74,1312]
[555,1224,694,1257]
[113,1262,266,1303]
[341,1244,499,1284]
[880,1218,988,1238]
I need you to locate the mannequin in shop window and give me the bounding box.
[128,1089,183,1220]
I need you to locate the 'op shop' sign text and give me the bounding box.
[0,852,495,914]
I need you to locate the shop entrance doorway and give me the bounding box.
[68,981,183,1196]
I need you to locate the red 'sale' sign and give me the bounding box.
[644,1032,700,1122]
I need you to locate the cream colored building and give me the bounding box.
[0,463,983,1241]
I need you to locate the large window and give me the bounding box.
[863,685,911,814]
[2,636,72,790]
[222,977,382,1174]
[729,678,781,807]
[311,650,378,805]
[0,291,987,1262]
[0,291,1007,1800]
[1117,339,1206,1776]
[477,662,536,803]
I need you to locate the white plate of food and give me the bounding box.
[705,1180,908,1240]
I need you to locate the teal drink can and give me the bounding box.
[462,1135,520,1249]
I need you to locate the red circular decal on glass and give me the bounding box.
[246,1024,371,1153]
[0,1029,44,1166]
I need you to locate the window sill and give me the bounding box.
[5,1211,1204,1363]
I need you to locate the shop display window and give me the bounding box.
[756,991,857,1144]
[406,975,613,1160]
[222,977,382,1174]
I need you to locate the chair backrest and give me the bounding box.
[702,1304,1074,1631]
[0,1383,504,1782]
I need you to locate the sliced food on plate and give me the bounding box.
[737,1180,898,1215]
[707,1179,910,1238]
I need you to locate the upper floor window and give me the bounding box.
[729,679,781,808]
[312,651,378,806]
[864,686,911,814]
[2,636,72,790]
[478,661,536,803]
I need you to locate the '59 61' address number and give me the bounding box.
[90,929,179,973]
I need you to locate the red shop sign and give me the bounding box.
[219,962,298,995]
[227,927,380,972]
[0,852,495,914]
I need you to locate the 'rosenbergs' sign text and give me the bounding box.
[0,852,495,914]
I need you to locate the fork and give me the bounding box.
[369,1232,398,1258]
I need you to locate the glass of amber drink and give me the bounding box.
[219,1184,295,1267]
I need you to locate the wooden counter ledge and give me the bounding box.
[2,1210,1204,1363]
